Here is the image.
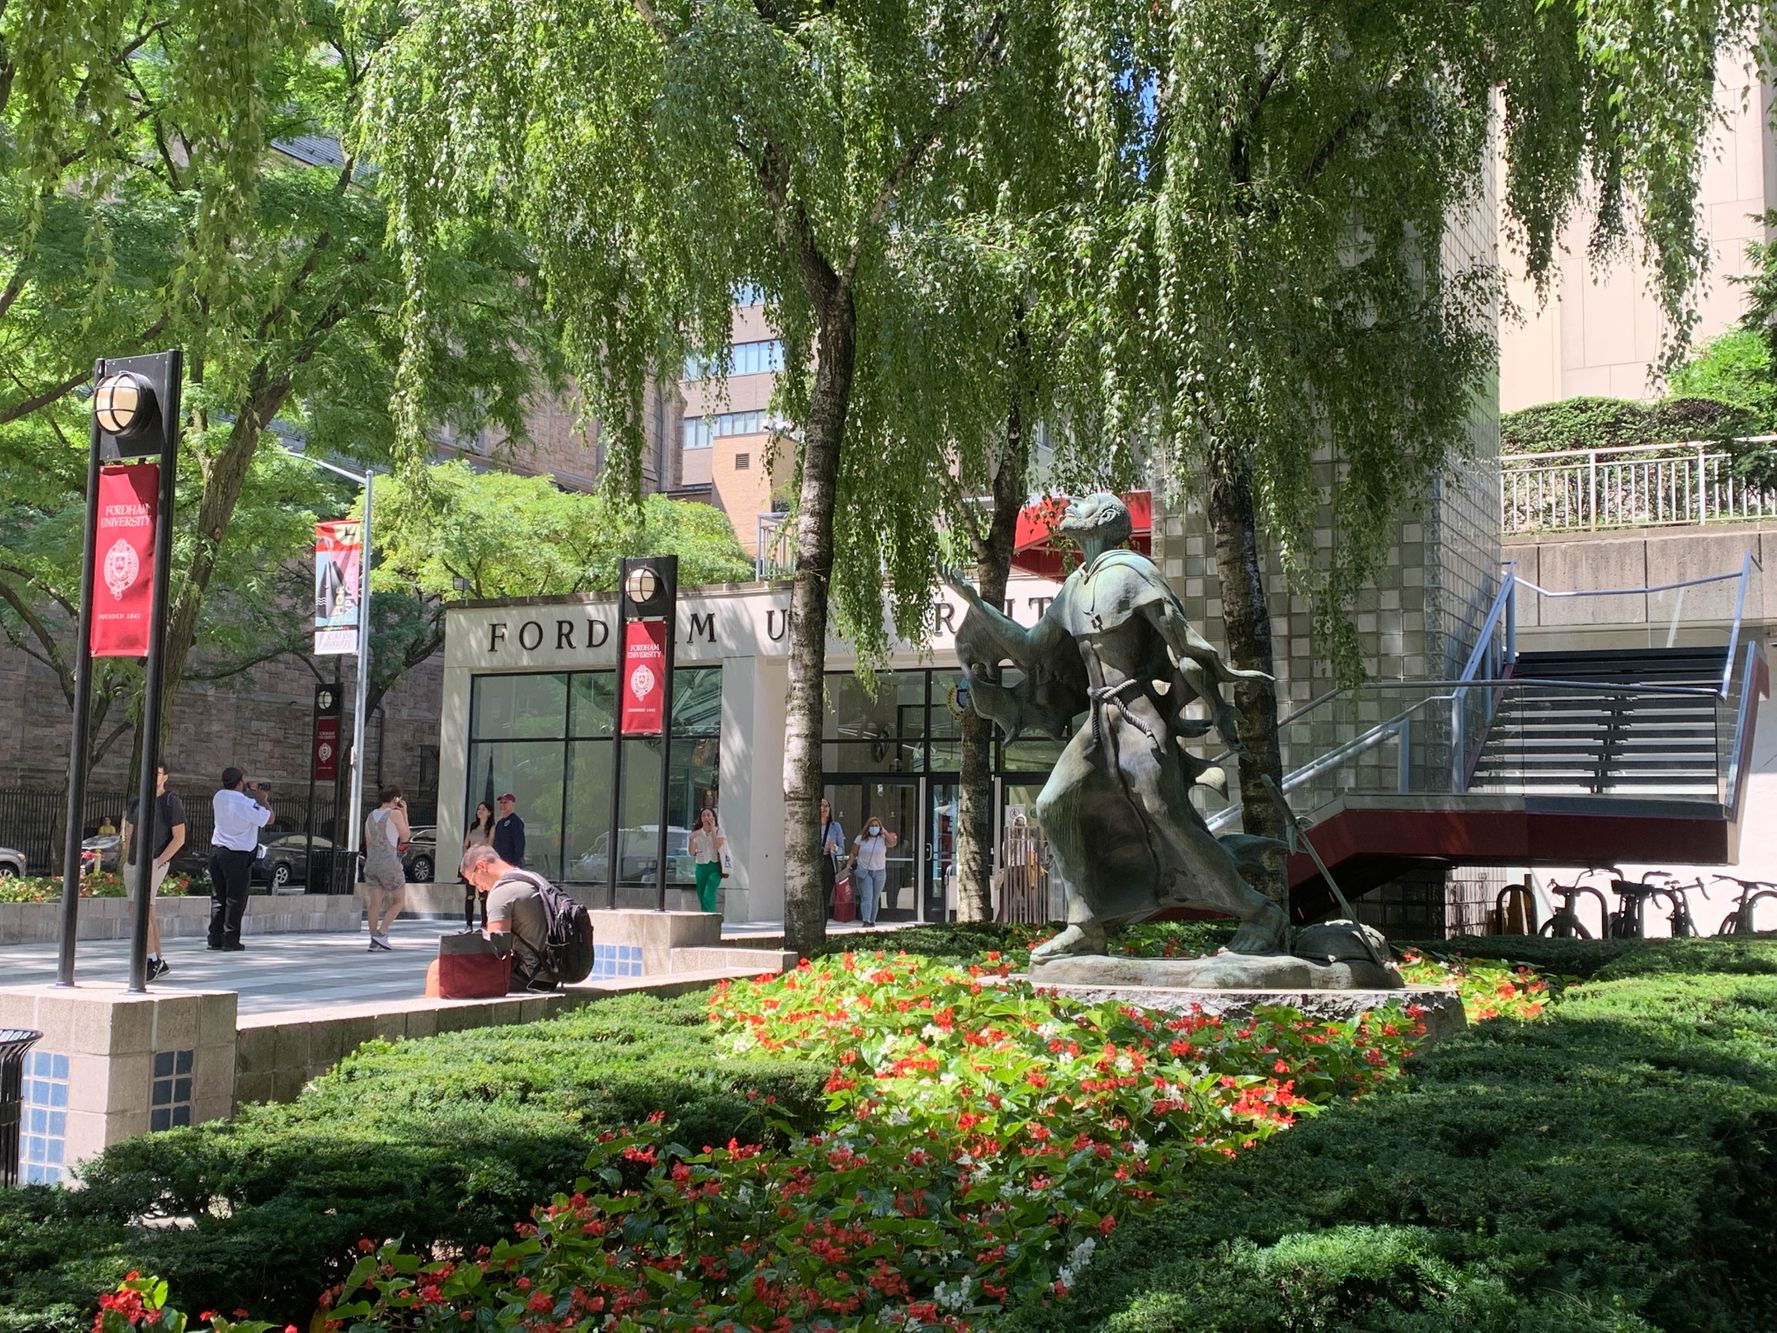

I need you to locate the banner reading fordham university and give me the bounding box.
[313,519,363,655]
[620,619,668,735]
[89,464,159,658]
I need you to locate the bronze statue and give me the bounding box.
[944,492,1289,961]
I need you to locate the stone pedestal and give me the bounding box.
[0,984,237,1184]
[1030,950,1404,992]
[1027,974,1466,1043]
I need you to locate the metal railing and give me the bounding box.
[1501,438,1777,534]
[756,512,795,580]
[1203,556,1763,832]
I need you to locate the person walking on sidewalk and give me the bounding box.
[461,800,495,928]
[123,763,186,979]
[363,785,411,951]
[209,768,272,951]
[819,798,844,920]
[689,807,727,914]
[849,818,896,927]
[493,792,525,866]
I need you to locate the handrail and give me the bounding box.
[1721,552,1759,696]
[1517,569,1747,599]
[1502,436,1777,466]
[1458,563,1516,682]
[1725,639,1763,815]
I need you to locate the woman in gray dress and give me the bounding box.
[363,785,411,951]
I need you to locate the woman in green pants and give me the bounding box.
[689,807,726,914]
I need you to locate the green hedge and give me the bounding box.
[1501,394,1753,454]
[0,991,828,1332]
[1003,936,1777,1332]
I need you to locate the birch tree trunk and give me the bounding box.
[1207,456,1288,902]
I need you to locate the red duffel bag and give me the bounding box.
[436,931,512,998]
[832,873,857,924]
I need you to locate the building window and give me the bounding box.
[683,411,766,450]
[467,667,722,886]
[682,339,785,382]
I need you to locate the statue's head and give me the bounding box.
[1059,492,1132,546]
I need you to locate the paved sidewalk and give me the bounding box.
[1,922,460,1017]
[0,917,919,1019]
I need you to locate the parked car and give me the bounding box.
[572,825,692,884]
[0,846,25,878]
[80,833,121,876]
[402,826,436,883]
[251,833,337,890]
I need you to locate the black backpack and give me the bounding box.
[494,870,595,985]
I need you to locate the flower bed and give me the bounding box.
[0,870,197,903]
[69,937,1557,1333]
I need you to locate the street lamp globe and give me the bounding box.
[625,565,660,609]
[93,372,156,439]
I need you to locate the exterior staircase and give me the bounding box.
[1468,648,1726,798]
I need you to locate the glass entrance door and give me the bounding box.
[824,776,922,922]
[927,781,958,923]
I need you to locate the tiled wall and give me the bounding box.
[590,942,644,980]
[19,1048,70,1185]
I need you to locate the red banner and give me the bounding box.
[89,464,159,659]
[620,620,668,735]
[313,715,340,782]
[314,519,363,655]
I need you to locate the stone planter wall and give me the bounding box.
[0,893,361,946]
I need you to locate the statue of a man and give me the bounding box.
[944,492,1288,960]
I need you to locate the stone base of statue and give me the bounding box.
[1026,954,1466,1042]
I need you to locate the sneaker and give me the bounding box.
[367,939,381,952]
[148,958,170,980]
[370,936,393,952]
[222,942,247,952]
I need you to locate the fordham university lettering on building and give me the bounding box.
[438,579,1065,925]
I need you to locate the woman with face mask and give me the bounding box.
[849,817,896,927]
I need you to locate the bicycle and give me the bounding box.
[1539,868,1613,940]
[1606,871,1670,940]
[1641,870,1706,939]
[1710,875,1777,935]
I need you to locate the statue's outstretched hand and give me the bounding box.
[939,562,980,604]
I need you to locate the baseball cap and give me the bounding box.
[498,792,516,802]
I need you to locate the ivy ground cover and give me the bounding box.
[91,947,1551,1333]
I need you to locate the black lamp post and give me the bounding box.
[58,351,182,991]
[608,555,679,911]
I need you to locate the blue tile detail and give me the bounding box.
[589,943,646,980]
[20,1048,70,1186]
[148,1048,196,1136]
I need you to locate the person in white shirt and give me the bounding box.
[209,767,273,951]
[849,818,896,927]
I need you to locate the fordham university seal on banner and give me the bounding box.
[102,538,140,600]
[629,664,656,701]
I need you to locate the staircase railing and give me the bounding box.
[1203,556,1762,833]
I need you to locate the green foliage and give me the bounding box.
[0,992,828,1328]
[1501,393,1755,454]
[1667,330,1777,429]
[373,463,753,603]
[1002,936,1777,1332]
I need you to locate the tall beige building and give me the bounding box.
[1499,48,1776,409]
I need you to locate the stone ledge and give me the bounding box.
[1026,980,1467,1043]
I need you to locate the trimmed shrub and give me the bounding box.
[1003,937,1777,1332]
[1502,394,1752,455]
[0,991,829,1330]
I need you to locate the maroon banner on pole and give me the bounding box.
[313,715,341,782]
[89,463,159,659]
[620,620,668,735]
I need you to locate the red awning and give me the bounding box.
[1009,490,1152,578]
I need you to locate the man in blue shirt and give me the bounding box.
[210,767,273,951]
[493,792,525,866]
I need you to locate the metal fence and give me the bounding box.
[755,512,795,581]
[1501,439,1777,535]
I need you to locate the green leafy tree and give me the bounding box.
[355,0,1069,952]
[0,1,562,780]
[1054,0,1771,874]
[1666,329,1777,428]
[365,462,752,709]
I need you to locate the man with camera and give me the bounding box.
[210,767,273,951]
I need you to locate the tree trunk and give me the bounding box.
[955,410,1027,922]
[1206,454,1288,902]
[780,293,858,957]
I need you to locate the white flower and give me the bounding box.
[921,1023,947,1042]
[1057,1236,1099,1287]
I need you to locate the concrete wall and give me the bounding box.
[1498,47,1775,408]
[0,892,358,947]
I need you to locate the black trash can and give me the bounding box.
[0,1029,44,1189]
